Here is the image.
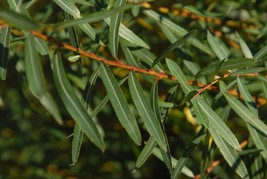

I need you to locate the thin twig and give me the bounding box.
[29,30,266,105]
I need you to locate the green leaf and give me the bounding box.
[25,34,46,98]
[68,55,81,63]
[158,101,175,108]
[238,149,263,156]
[166,59,193,95]
[129,72,167,151]
[131,5,140,17]
[144,9,212,54]
[230,67,266,75]
[209,127,248,178]
[56,5,132,30]
[192,96,241,151]
[0,26,10,80]
[71,123,83,165]
[150,81,172,174]
[255,45,267,60]
[151,30,197,68]
[83,69,99,109]
[52,52,105,151]
[197,58,261,77]
[152,147,194,178]
[181,90,198,106]
[250,154,265,179]
[120,39,155,83]
[90,76,128,118]
[39,91,63,125]
[236,32,253,58]
[77,23,98,43]
[237,77,257,115]
[72,79,106,159]
[67,73,86,90]
[34,38,49,56]
[53,0,81,17]
[0,8,38,30]
[135,137,157,168]
[207,31,229,60]
[247,126,267,161]
[100,64,141,145]
[172,130,204,179]
[261,80,267,99]
[219,81,267,137]
[237,77,267,161]
[120,39,140,67]
[105,18,150,48]
[109,0,127,57]
[130,47,162,71]
[150,80,161,122]
[159,23,178,43]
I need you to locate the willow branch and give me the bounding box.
[29,30,266,105]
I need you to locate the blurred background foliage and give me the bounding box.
[0,0,267,178]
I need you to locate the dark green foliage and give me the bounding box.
[1,0,267,178]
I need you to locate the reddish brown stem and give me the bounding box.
[29,30,266,105]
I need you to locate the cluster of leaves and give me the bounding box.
[1,0,267,178]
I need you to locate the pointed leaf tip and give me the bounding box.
[0,8,38,30]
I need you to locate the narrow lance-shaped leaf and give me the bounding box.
[130,47,162,72]
[39,91,63,125]
[209,127,249,178]
[56,1,103,44]
[207,31,229,61]
[135,137,157,168]
[237,77,257,115]
[99,64,141,145]
[56,5,132,30]
[77,23,100,44]
[159,23,177,43]
[166,59,193,95]
[34,37,49,56]
[0,26,10,80]
[83,69,100,108]
[105,18,150,49]
[71,123,84,165]
[237,77,267,161]
[71,69,100,164]
[25,34,46,98]
[128,72,167,152]
[219,81,267,137]
[236,32,253,58]
[161,85,178,121]
[261,80,267,99]
[254,45,267,60]
[150,81,172,174]
[150,80,161,122]
[90,76,128,119]
[26,34,62,124]
[192,96,241,151]
[120,38,140,67]
[231,67,266,75]
[0,8,38,30]
[53,0,81,17]
[120,39,155,83]
[193,102,247,178]
[52,52,104,151]
[152,147,195,178]
[143,9,212,54]
[109,0,127,57]
[172,130,204,179]
[151,30,197,68]
[197,58,261,77]
[136,84,176,170]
